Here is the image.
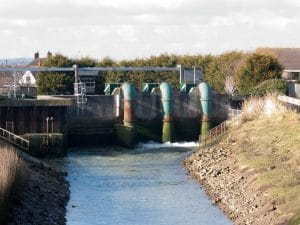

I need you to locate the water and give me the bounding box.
[45,142,232,225]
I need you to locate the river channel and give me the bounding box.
[45,142,232,225]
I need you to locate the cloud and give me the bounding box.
[0,0,299,59]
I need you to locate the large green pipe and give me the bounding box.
[121,82,136,127]
[160,82,174,142]
[199,82,212,134]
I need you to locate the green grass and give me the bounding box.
[227,98,300,221]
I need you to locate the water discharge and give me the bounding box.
[45,142,232,225]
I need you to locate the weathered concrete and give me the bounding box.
[0,86,230,148]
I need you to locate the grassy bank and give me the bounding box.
[185,95,299,224]
[228,96,300,223]
[0,146,26,224]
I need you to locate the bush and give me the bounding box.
[204,51,245,93]
[237,53,283,93]
[36,72,73,95]
[250,79,287,96]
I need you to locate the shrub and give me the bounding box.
[36,72,73,95]
[241,94,288,122]
[250,79,287,96]
[204,51,246,93]
[237,53,283,93]
[0,146,26,224]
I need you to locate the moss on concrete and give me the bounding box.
[23,133,64,157]
[201,121,211,135]
[162,122,175,143]
[174,118,200,142]
[135,119,162,142]
[115,124,137,148]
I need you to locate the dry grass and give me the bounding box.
[227,95,300,222]
[241,94,288,121]
[0,146,26,224]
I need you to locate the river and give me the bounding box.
[45,142,232,225]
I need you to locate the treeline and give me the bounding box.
[36,51,286,95]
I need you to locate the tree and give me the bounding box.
[37,53,74,94]
[36,72,73,95]
[204,51,245,93]
[237,53,283,94]
[224,75,236,95]
[41,53,73,67]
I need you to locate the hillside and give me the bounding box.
[184,98,300,225]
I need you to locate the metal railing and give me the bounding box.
[278,95,300,113]
[0,128,29,151]
[228,108,243,118]
[200,121,227,147]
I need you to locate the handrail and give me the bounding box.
[200,121,227,147]
[0,128,29,151]
[199,108,243,147]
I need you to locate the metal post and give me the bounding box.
[13,72,16,98]
[177,64,182,84]
[46,117,49,145]
[193,66,196,84]
[73,64,79,95]
[50,117,54,146]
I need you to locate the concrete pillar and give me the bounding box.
[160,82,175,142]
[121,83,136,127]
[199,82,212,135]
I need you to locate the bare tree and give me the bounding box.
[224,75,236,95]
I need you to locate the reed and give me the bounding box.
[0,146,26,224]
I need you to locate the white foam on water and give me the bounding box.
[137,141,199,149]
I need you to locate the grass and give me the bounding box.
[0,146,26,224]
[226,94,300,223]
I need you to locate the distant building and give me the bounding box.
[19,71,36,86]
[26,51,52,67]
[257,48,300,97]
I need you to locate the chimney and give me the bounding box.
[34,52,39,59]
[47,51,52,58]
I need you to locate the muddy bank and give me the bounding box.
[8,150,69,225]
[183,139,291,225]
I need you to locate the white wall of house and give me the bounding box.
[19,71,36,86]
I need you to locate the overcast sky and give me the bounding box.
[0,0,299,60]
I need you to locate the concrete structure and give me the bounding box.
[199,82,212,135]
[0,80,230,152]
[160,82,175,142]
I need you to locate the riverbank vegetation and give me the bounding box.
[36,50,285,96]
[236,96,300,224]
[185,95,299,224]
[0,146,26,224]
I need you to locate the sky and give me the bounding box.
[0,0,299,60]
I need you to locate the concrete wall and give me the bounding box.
[0,105,67,135]
[0,89,230,145]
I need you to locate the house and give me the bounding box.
[19,71,36,86]
[256,48,300,80]
[256,48,300,97]
[27,51,52,67]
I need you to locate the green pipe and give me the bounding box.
[121,83,136,127]
[122,82,136,101]
[199,82,212,134]
[160,82,174,142]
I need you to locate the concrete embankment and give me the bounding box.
[184,110,300,225]
[7,146,69,225]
